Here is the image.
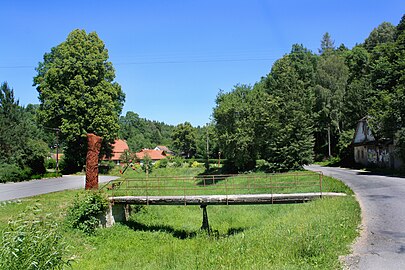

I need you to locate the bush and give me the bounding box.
[45,158,57,169]
[255,159,272,172]
[170,156,184,167]
[0,164,31,183]
[99,160,116,174]
[156,158,169,168]
[0,205,71,270]
[191,161,204,168]
[65,191,109,235]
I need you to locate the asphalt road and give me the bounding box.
[305,165,405,269]
[0,175,118,202]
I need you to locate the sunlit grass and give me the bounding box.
[0,169,360,269]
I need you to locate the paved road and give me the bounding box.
[305,165,405,269]
[0,175,118,202]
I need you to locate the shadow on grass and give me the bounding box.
[124,219,246,240]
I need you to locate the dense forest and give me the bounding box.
[1,14,404,180]
[214,15,405,171]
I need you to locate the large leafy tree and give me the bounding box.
[172,122,196,158]
[314,34,349,158]
[364,22,396,52]
[213,85,268,171]
[263,45,316,170]
[34,29,125,172]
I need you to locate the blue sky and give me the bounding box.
[1,1,403,127]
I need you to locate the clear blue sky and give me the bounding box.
[1,1,403,127]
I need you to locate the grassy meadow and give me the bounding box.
[0,168,360,269]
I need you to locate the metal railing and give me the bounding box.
[101,172,323,198]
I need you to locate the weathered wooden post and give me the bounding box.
[85,133,102,190]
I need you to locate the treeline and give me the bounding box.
[119,111,174,151]
[0,83,50,182]
[213,14,405,172]
[118,113,220,159]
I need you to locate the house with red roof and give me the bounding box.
[136,149,167,163]
[104,139,130,165]
[154,145,175,156]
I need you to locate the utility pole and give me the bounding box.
[44,127,60,175]
[328,125,331,158]
[206,124,209,169]
[55,128,60,175]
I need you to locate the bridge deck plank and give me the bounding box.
[109,192,346,205]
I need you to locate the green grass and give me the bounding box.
[0,169,360,270]
[104,169,352,197]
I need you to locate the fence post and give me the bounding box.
[320,172,323,198]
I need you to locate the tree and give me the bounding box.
[118,111,175,151]
[314,34,349,158]
[342,46,372,130]
[34,29,125,173]
[263,46,315,170]
[319,32,335,55]
[213,85,260,171]
[172,122,196,158]
[364,22,396,52]
[0,82,48,176]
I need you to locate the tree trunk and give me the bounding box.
[85,133,102,190]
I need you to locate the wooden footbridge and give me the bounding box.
[100,172,346,229]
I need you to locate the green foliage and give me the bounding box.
[119,111,175,152]
[214,45,316,172]
[0,164,31,183]
[45,158,57,169]
[0,82,48,180]
[364,22,396,52]
[0,205,70,270]
[34,29,125,173]
[65,191,108,235]
[154,158,169,168]
[167,155,185,168]
[141,153,153,174]
[172,122,197,158]
[98,160,116,174]
[395,128,405,163]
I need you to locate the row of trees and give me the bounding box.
[213,14,405,171]
[0,83,49,181]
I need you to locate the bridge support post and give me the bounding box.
[102,203,131,227]
[200,204,210,232]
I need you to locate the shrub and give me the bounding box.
[0,164,31,183]
[99,160,116,174]
[65,191,109,235]
[191,161,203,168]
[45,158,57,169]
[154,158,168,168]
[255,159,272,172]
[170,156,184,167]
[0,205,71,270]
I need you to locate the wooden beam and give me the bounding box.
[109,192,346,206]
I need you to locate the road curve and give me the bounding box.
[305,165,405,270]
[0,175,118,202]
